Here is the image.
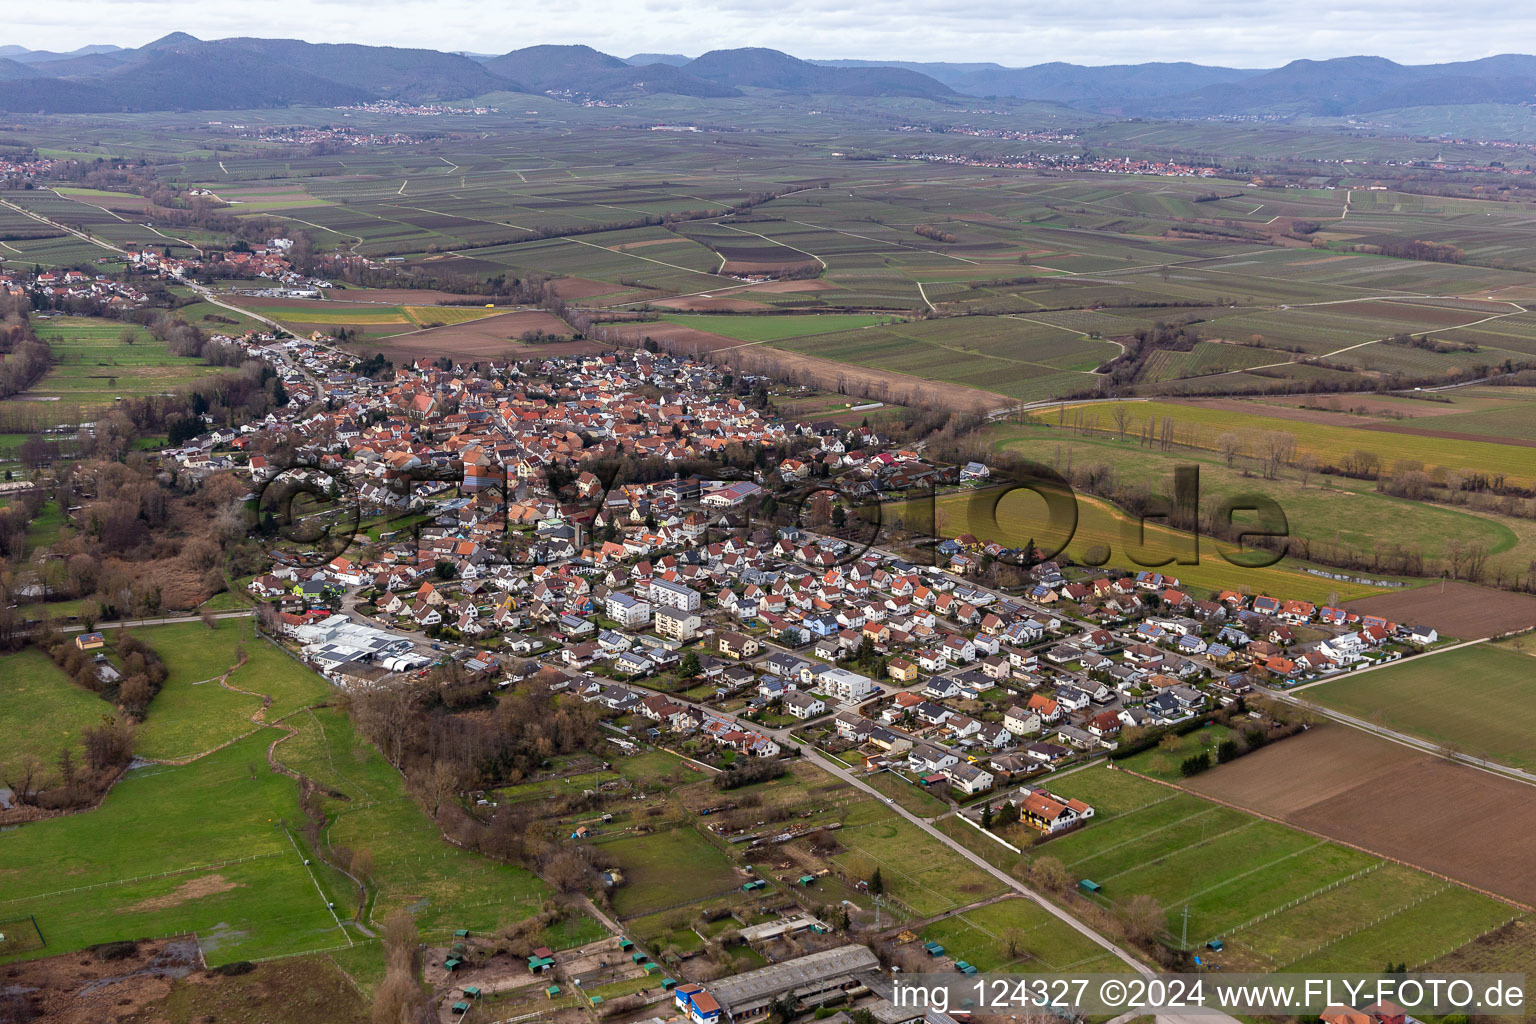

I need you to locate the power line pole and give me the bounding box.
[1181,905,1190,950]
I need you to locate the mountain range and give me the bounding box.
[0,35,1533,116]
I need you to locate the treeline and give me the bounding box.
[1319,238,1465,264]
[0,292,49,399]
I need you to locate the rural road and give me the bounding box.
[46,609,255,634]
[1266,637,1536,788]
[727,696,1158,978]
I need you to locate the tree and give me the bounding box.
[868,867,884,896]
[1217,432,1242,468]
[1029,855,1071,893]
[1216,739,1239,763]
[981,803,994,830]
[1001,926,1027,958]
[679,651,701,679]
[374,909,425,1024]
[1122,894,1166,943]
[434,560,456,580]
[1180,752,1211,777]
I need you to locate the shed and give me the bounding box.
[1079,879,1101,894]
[1207,939,1224,951]
[546,985,562,999]
[452,1002,471,1014]
[632,951,649,963]
[662,978,677,990]
[798,875,817,886]
[444,957,463,972]
[618,936,635,950]
[462,986,481,999]
[454,929,471,939]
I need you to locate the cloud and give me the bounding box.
[7,0,1528,67]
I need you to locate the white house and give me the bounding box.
[1003,706,1041,737]
[947,762,994,795]
[783,691,826,719]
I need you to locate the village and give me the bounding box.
[155,334,1451,818]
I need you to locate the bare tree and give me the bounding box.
[1112,406,1132,441]
[1122,894,1167,944]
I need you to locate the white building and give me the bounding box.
[649,578,702,612]
[605,592,652,629]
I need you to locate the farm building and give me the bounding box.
[694,944,882,1023]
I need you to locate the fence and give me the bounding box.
[956,811,1022,853]
[1211,861,1383,946]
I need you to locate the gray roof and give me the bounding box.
[707,945,880,1014]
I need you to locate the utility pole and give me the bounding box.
[1181,905,1190,950]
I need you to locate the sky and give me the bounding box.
[6,0,1533,67]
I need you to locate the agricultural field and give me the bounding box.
[1026,764,1524,970]
[970,420,1536,581]
[769,315,1118,403]
[917,896,1126,973]
[0,647,115,789]
[0,730,343,966]
[0,316,236,429]
[1302,640,1536,770]
[1184,725,1536,908]
[132,618,333,762]
[657,312,892,342]
[887,484,1401,603]
[1026,399,1536,486]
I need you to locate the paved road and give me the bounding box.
[717,702,1154,978]
[34,609,255,636]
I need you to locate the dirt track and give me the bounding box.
[1186,725,1536,907]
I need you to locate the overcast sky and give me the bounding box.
[8,0,1532,67]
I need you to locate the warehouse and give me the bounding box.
[702,945,881,1023]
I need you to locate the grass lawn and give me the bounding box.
[834,804,1007,917]
[133,620,332,761]
[657,313,892,342]
[1027,766,1520,970]
[0,647,114,787]
[277,708,551,944]
[920,897,1127,972]
[867,770,951,817]
[1117,723,1234,781]
[1030,400,1536,488]
[888,487,1399,604]
[0,730,341,966]
[537,911,609,951]
[23,499,66,558]
[20,316,236,420]
[600,825,742,918]
[143,953,369,1023]
[1305,642,1536,770]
